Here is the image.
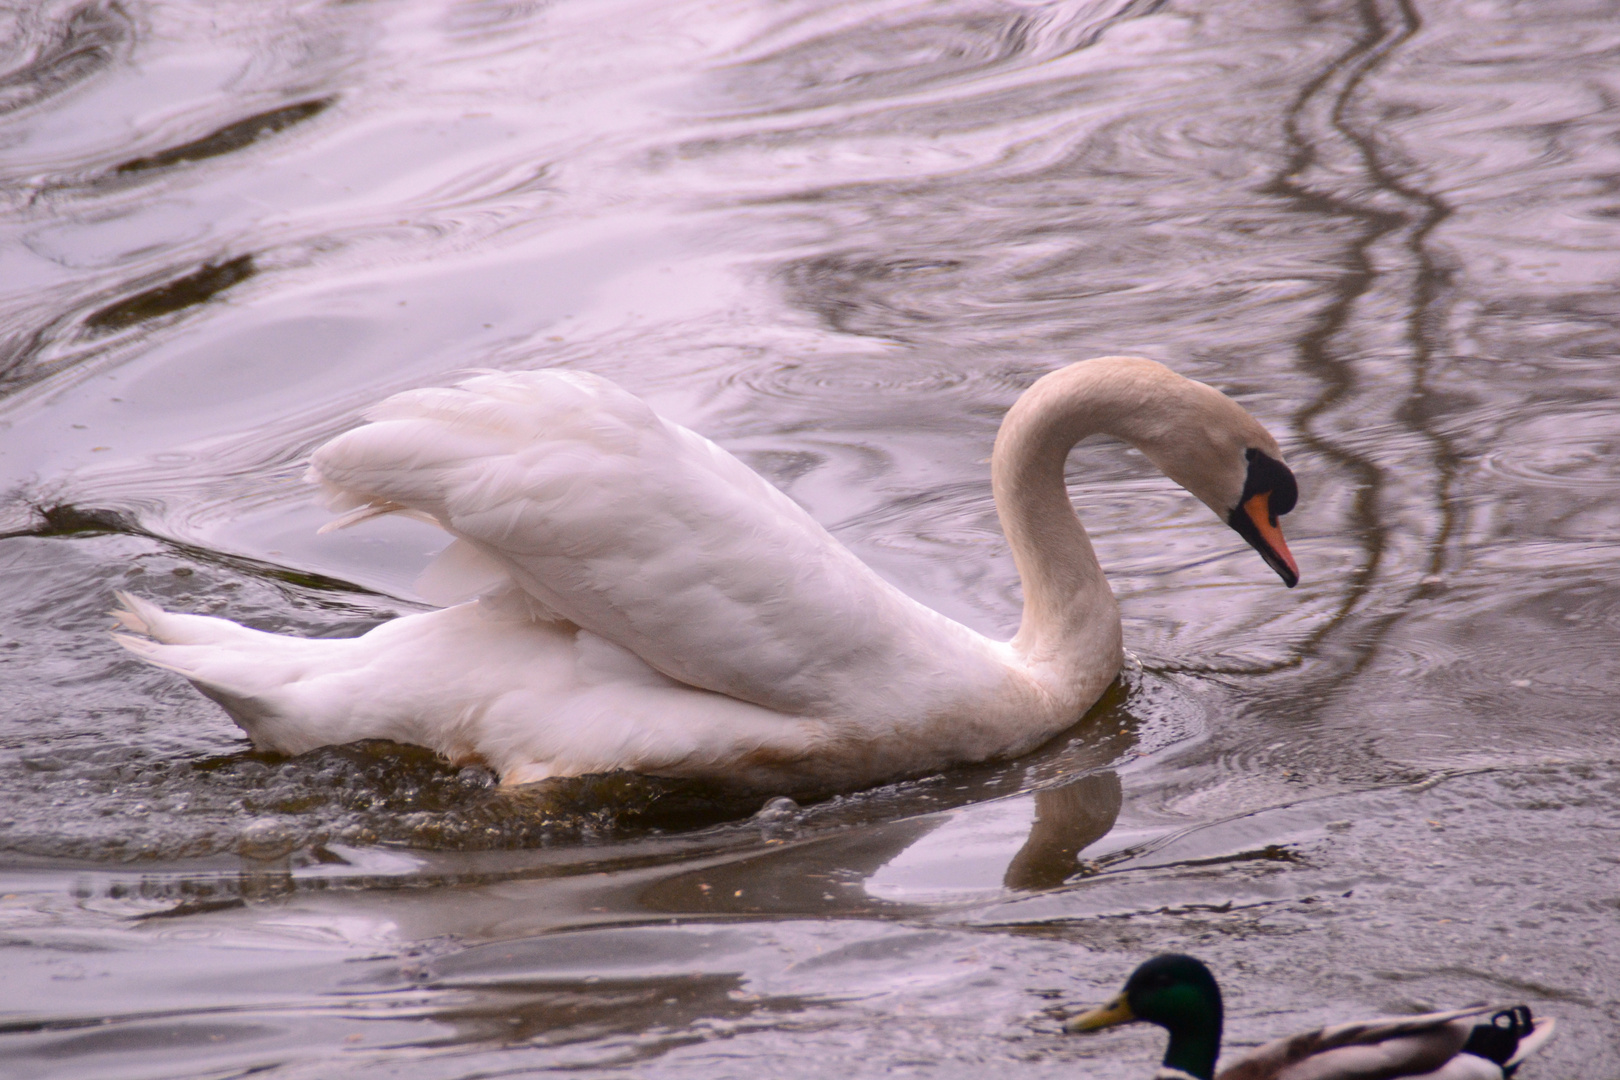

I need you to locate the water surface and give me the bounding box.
[1,0,1617,1076]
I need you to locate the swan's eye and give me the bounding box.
[1240,448,1297,518]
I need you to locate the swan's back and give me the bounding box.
[310,370,1014,722]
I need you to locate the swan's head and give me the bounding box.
[1147,413,1300,588]
[1114,363,1300,588]
[997,356,1301,588]
[1224,445,1299,588]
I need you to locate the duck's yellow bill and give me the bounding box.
[1065,993,1136,1033]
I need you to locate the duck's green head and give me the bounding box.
[1066,954,1224,1080]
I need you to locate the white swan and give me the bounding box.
[114,356,1299,794]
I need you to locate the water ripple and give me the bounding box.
[0,5,1618,1074]
[0,1,130,118]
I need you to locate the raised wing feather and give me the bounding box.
[307,369,1006,718]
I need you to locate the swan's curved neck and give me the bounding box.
[992,360,1170,669]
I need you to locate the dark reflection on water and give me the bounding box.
[112,98,333,176]
[2,0,1618,1076]
[83,254,257,332]
[0,2,132,118]
[1003,772,1121,890]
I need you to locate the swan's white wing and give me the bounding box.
[308,369,1009,719]
[415,538,512,607]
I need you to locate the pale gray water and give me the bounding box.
[1,0,1617,1076]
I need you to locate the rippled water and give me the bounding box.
[2,0,1617,1075]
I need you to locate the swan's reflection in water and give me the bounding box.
[53,687,1139,925]
[0,709,1136,1071]
[330,772,1125,1060]
[393,966,819,1058]
[1002,772,1123,891]
[632,771,1121,917]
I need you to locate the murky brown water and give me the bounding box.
[2,0,1617,1076]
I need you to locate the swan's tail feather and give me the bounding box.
[111,630,206,680]
[111,593,322,743]
[111,592,247,684]
[111,590,162,636]
[111,628,160,659]
[111,590,265,647]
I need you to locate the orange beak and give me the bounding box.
[1241,491,1299,587]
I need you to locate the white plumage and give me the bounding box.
[115,356,1301,793]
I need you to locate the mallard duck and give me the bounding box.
[115,356,1300,793]
[1067,954,1556,1080]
